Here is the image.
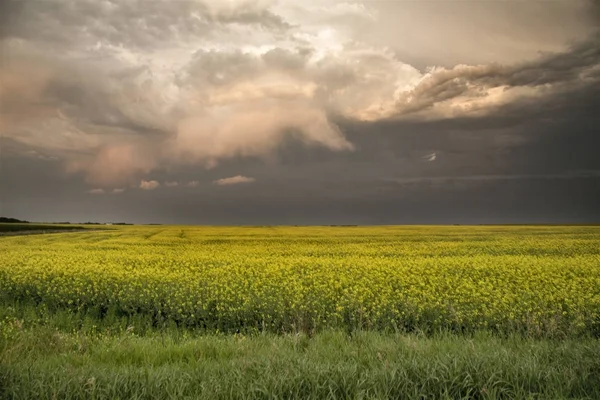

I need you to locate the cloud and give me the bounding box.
[173,100,354,168]
[2,0,287,49]
[423,152,437,162]
[112,188,125,193]
[165,180,199,188]
[357,1,594,70]
[1,0,599,189]
[139,180,160,190]
[214,175,256,186]
[389,33,600,120]
[65,144,159,187]
[381,171,600,187]
[87,188,104,194]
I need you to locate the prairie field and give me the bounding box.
[2,225,600,336]
[1,225,600,399]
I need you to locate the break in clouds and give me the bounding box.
[1,0,599,223]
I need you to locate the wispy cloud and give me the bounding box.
[112,188,125,193]
[87,188,105,194]
[139,180,160,190]
[164,181,179,187]
[186,180,199,187]
[423,152,437,162]
[214,175,256,186]
[381,170,600,185]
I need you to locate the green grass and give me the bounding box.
[2,323,599,400]
[1,283,600,398]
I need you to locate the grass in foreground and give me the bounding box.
[1,295,600,399]
[2,322,600,400]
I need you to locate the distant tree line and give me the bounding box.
[0,218,136,225]
[0,217,29,223]
[81,222,133,225]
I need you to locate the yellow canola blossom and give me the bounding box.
[1,225,599,336]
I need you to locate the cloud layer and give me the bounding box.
[1,0,599,223]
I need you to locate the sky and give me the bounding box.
[1,0,599,224]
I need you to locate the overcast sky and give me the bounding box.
[1,0,599,224]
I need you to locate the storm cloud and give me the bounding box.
[1,0,599,223]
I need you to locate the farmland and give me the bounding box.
[1,225,600,399]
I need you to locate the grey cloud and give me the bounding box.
[362,0,596,69]
[207,6,290,30]
[341,77,599,177]
[505,34,600,86]
[0,0,22,38]
[2,0,288,50]
[381,171,600,187]
[3,122,599,224]
[1,0,599,225]
[3,1,372,186]
[262,47,313,71]
[187,49,264,87]
[393,33,600,118]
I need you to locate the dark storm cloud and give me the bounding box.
[392,32,600,117]
[333,78,600,190]
[1,0,599,223]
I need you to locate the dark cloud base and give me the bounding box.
[2,148,599,225]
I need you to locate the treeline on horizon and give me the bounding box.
[0,217,30,223]
[0,217,137,226]
[2,216,599,227]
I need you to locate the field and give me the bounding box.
[2,225,600,399]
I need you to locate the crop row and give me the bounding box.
[1,226,599,336]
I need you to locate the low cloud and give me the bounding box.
[66,144,159,187]
[187,180,199,187]
[173,101,354,168]
[112,188,125,193]
[381,171,600,186]
[164,181,179,187]
[87,188,105,194]
[139,180,160,190]
[423,152,437,162]
[214,175,256,186]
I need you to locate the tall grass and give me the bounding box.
[2,306,600,399]
[2,327,599,400]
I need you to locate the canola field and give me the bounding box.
[1,225,599,337]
